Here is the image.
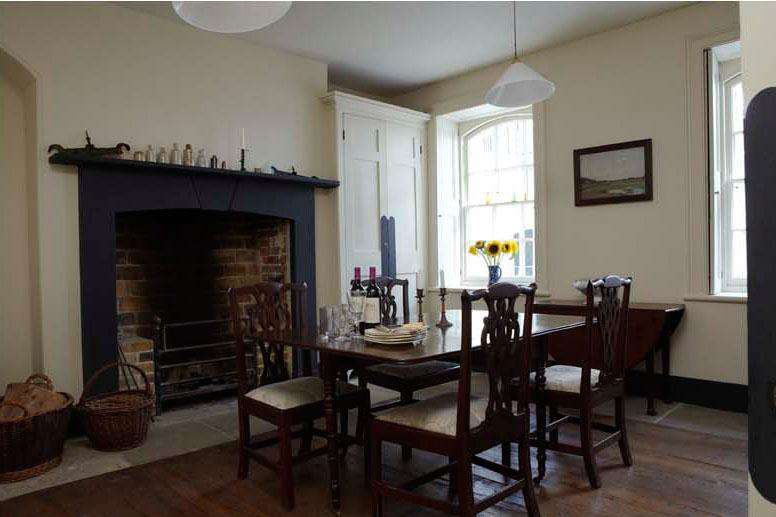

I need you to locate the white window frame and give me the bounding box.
[709,45,746,295]
[459,112,536,285]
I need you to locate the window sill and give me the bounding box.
[684,293,747,304]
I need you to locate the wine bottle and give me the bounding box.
[350,267,365,317]
[361,266,381,333]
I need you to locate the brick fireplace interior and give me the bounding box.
[115,209,291,410]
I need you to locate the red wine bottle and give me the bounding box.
[350,267,365,324]
[361,266,381,333]
[350,267,365,296]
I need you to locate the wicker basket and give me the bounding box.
[77,362,153,451]
[0,375,73,483]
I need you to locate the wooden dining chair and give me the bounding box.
[528,275,633,489]
[228,281,370,511]
[369,283,540,517]
[358,275,460,461]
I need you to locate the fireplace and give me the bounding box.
[49,153,338,395]
[115,210,292,409]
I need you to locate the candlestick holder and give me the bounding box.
[240,148,246,172]
[436,288,453,328]
[416,288,425,322]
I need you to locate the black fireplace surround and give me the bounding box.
[50,154,337,393]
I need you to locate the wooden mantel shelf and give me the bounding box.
[49,152,339,189]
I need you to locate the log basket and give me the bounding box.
[0,374,73,483]
[77,362,153,451]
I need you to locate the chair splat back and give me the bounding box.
[228,282,308,393]
[584,275,631,390]
[376,276,410,325]
[460,282,537,437]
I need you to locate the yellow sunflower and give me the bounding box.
[474,240,486,249]
[468,245,478,256]
[485,240,502,257]
[500,241,511,253]
[507,240,519,254]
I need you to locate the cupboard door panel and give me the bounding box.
[387,123,424,318]
[343,114,387,277]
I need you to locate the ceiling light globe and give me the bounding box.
[172,1,292,34]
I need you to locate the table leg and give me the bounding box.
[646,348,656,416]
[661,337,672,403]
[534,335,548,484]
[321,353,341,513]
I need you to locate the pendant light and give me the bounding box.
[485,2,555,107]
[172,2,292,34]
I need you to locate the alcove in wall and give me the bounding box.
[0,47,40,383]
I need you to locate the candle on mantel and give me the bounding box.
[439,269,445,289]
[241,128,245,149]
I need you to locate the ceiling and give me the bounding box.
[128,1,687,97]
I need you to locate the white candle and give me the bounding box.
[439,269,445,289]
[241,128,245,149]
[417,270,424,289]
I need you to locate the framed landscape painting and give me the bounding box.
[573,139,653,206]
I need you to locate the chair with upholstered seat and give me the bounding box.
[228,281,370,510]
[527,275,633,489]
[369,282,540,517]
[358,275,460,461]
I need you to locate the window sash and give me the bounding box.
[461,114,536,284]
[715,72,746,293]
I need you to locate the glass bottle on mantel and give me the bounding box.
[361,266,381,334]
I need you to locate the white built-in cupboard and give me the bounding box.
[321,92,429,312]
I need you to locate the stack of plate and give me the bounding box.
[364,323,428,345]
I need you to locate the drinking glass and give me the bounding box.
[333,305,349,340]
[347,293,363,335]
[319,306,335,339]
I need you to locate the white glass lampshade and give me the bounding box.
[172,2,292,34]
[485,61,555,107]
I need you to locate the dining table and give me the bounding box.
[276,309,587,513]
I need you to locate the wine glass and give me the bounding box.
[346,294,363,336]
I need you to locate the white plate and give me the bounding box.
[364,331,427,345]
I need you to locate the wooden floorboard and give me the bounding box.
[0,418,746,516]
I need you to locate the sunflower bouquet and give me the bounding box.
[468,239,519,284]
[468,239,518,265]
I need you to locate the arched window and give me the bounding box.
[462,114,535,282]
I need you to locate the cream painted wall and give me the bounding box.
[0,3,337,396]
[0,71,35,384]
[394,2,747,385]
[741,2,776,514]
[740,1,776,103]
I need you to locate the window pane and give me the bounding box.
[731,81,744,133]
[498,122,518,168]
[467,171,497,205]
[465,205,492,241]
[732,132,744,179]
[464,205,492,278]
[496,167,519,203]
[525,166,535,201]
[493,204,520,241]
[517,119,534,166]
[731,181,746,231]
[731,230,747,279]
[467,127,496,173]
[522,202,535,230]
